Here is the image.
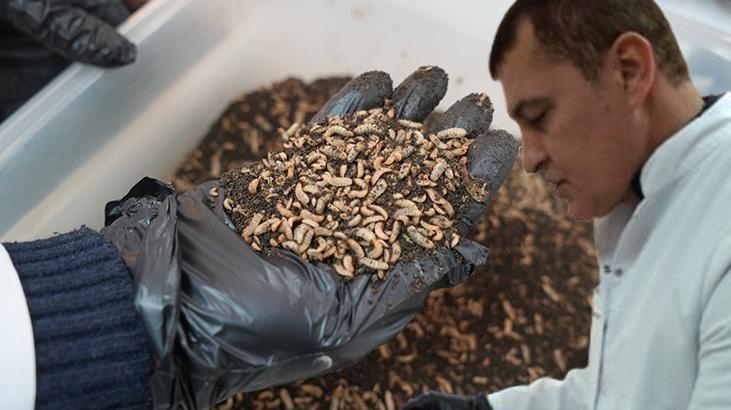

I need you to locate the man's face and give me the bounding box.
[498,21,647,220]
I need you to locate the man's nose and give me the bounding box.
[521,130,548,174]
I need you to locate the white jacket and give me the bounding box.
[490,92,731,410]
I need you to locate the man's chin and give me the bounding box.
[565,201,594,222]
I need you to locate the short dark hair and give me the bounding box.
[489,0,690,85]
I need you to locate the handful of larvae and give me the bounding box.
[217,104,490,279]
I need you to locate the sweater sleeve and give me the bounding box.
[3,227,153,409]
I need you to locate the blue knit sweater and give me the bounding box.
[4,227,153,409]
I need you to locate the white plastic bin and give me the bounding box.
[0,0,729,241]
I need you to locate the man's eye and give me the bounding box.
[528,110,547,127]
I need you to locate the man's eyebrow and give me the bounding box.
[509,97,551,120]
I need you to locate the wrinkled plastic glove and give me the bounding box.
[0,0,138,120]
[100,66,519,409]
[402,392,493,410]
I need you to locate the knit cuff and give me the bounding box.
[4,227,152,409]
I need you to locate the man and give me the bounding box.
[404,1,731,409]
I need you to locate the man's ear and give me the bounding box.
[606,32,656,107]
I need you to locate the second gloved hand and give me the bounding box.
[402,392,493,410]
[0,0,141,120]
[0,0,138,66]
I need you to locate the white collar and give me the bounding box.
[640,93,731,198]
[593,92,730,262]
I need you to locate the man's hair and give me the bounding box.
[489,0,690,85]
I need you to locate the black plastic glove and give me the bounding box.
[402,392,493,410]
[0,0,137,120]
[100,67,519,409]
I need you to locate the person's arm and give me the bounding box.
[687,233,731,410]
[3,228,153,409]
[401,355,592,410]
[405,286,601,410]
[486,367,592,410]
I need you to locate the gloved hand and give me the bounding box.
[402,392,493,410]
[101,66,519,409]
[0,0,141,120]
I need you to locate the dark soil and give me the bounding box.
[172,76,598,410]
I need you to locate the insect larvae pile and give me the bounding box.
[217,104,490,279]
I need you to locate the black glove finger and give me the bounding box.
[426,93,495,136]
[2,1,136,67]
[468,129,518,200]
[455,130,519,236]
[308,70,393,125]
[390,65,448,122]
[70,0,131,26]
